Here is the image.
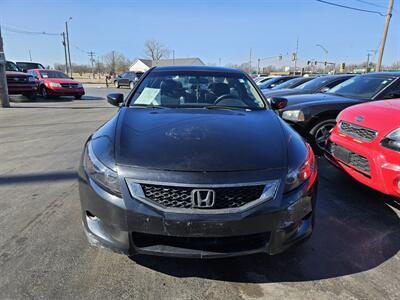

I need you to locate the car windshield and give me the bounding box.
[40,70,70,79]
[6,62,21,72]
[129,71,266,109]
[16,62,45,70]
[326,75,396,99]
[258,78,279,89]
[294,76,332,90]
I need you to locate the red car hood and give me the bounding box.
[42,78,80,84]
[338,99,400,137]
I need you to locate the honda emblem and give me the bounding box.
[191,189,215,208]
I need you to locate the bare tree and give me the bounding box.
[103,51,132,74]
[143,39,170,60]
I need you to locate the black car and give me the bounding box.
[15,61,45,72]
[271,76,316,90]
[257,76,298,90]
[114,71,138,89]
[276,72,400,153]
[78,66,318,258]
[262,74,354,98]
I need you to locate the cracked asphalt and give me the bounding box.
[0,86,399,300]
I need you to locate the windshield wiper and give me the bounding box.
[203,105,250,111]
[131,104,167,109]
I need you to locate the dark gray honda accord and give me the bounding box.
[78,66,318,258]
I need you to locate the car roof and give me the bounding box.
[361,72,400,77]
[152,65,243,73]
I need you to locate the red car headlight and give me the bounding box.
[381,128,400,152]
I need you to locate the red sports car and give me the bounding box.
[27,69,85,99]
[325,99,400,197]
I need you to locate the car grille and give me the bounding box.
[141,184,265,209]
[7,76,28,84]
[329,142,371,175]
[339,121,377,142]
[60,83,79,88]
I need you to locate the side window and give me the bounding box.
[325,78,349,89]
[378,81,400,99]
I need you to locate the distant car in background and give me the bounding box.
[15,61,45,72]
[6,61,38,100]
[271,76,316,90]
[325,99,400,197]
[276,73,400,153]
[114,71,138,89]
[258,76,298,90]
[28,69,85,99]
[262,74,354,98]
[253,76,273,84]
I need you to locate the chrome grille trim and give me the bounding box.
[339,121,377,142]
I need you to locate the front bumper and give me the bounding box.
[78,167,317,258]
[47,87,85,96]
[325,132,400,197]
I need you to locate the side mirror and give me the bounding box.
[269,97,288,110]
[107,93,124,107]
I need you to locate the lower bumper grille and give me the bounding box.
[328,142,371,174]
[132,232,270,253]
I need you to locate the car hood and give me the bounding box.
[338,99,400,136]
[115,108,287,172]
[262,88,313,98]
[43,78,80,84]
[284,93,358,107]
[6,71,29,78]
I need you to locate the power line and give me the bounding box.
[315,0,387,16]
[354,0,388,10]
[2,25,61,36]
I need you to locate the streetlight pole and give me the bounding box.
[65,17,72,77]
[62,32,69,74]
[376,0,394,72]
[316,44,328,74]
[0,24,10,108]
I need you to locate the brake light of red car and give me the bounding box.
[284,143,317,192]
[381,128,400,152]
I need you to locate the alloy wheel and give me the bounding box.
[314,123,335,152]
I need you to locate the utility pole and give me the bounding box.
[257,58,260,75]
[249,48,252,74]
[88,51,95,77]
[366,53,371,72]
[376,0,394,72]
[62,32,69,74]
[218,57,221,66]
[316,44,328,74]
[65,18,72,77]
[29,50,32,62]
[172,50,175,65]
[294,37,299,75]
[0,24,10,108]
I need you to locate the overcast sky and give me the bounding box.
[1,0,399,68]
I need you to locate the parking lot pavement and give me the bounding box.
[0,87,399,300]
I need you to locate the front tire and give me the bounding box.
[40,86,49,99]
[74,95,82,100]
[309,118,336,155]
[114,81,120,88]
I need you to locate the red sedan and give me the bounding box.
[28,69,85,99]
[325,99,400,197]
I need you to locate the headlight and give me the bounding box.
[381,128,400,152]
[83,141,121,196]
[282,110,305,122]
[28,76,35,82]
[49,82,61,87]
[284,144,317,193]
[77,83,83,88]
